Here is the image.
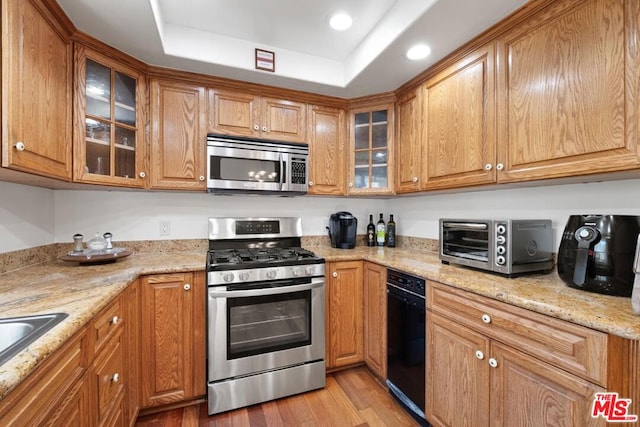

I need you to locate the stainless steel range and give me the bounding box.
[206,217,326,415]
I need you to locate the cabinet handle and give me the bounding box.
[199,176,205,181]
[412,176,418,183]
[481,314,491,324]
[262,126,268,132]
[309,181,314,187]
[254,124,259,131]
[488,358,499,368]
[14,142,25,151]
[184,283,191,291]
[496,163,504,171]
[332,272,338,278]
[139,171,146,178]
[112,373,120,382]
[348,182,353,188]
[475,350,484,360]
[110,316,119,325]
[484,163,493,171]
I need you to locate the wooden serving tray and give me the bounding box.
[60,248,132,264]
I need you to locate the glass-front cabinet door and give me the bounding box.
[74,46,146,187]
[348,103,394,194]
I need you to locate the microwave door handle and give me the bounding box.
[279,153,285,190]
[208,278,324,298]
[442,222,488,230]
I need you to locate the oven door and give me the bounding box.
[207,277,325,382]
[207,144,284,192]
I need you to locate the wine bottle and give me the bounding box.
[376,213,386,246]
[367,215,376,246]
[387,214,396,248]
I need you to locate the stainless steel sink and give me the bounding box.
[0,313,68,366]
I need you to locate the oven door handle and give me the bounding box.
[208,278,324,298]
[442,222,488,230]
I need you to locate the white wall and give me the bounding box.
[53,190,386,243]
[390,179,640,248]
[0,182,55,252]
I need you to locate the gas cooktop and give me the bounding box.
[207,247,324,271]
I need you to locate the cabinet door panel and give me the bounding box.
[262,98,306,142]
[307,105,345,195]
[424,44,495,190]
[497,0,640,181]
[150,80,206,190]
[2,0,72,179]
[395,88,422,193]
[427,312,490,427]
[363,262,387,379]
[209,89,259,137]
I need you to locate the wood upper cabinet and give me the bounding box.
[1,0,73,180]
[208,88,306,142]
[326,261,364,369]
[73,45,147,188]
[363,262,387,380]
[140,272,206,408]
[422,43,496,190]
[150,79,207,190]
[496,0,640,182]
[395,87,423,193]
[307,104,346,195]
[348,103,394,195]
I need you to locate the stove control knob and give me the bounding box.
[305,266,316,276]
[239,272,250,281]
[267,270,277,279]
[292,268,301,277]
[223,273,235,283]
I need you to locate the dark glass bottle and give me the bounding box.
[367,215,376,246]
[387,214,396,247]
[376,213,386,246]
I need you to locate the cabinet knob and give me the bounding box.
[199,176,205,181]
[348,182,354,188]
[488,358,499,368]
[484,163,493,171]
[262,126,268,132]
[481,314,491,324]
[112,373,120,382]
[332,272,338,278]
[110,316,119,325]
[412,176,418,183]
[254,124,259,131]
[309,181,314,187]
[139,171,146,178]
[496,163,504,171]
[184,283,191,291]
[475,350,485,360]
[14,142,25,151]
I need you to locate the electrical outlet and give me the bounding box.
[159,220,171,236]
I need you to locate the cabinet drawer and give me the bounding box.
[92,330,125,425]
[92,297,124,353]
[427,281,608,386]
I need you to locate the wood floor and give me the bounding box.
[136,367,421,426]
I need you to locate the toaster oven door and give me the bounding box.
[440,220,493,268]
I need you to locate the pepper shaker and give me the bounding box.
[72,234,84,252]
[103,232,113,250]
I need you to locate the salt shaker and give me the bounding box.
[72,233,84,252]
[631,236,640,314]
[103,232,113,249]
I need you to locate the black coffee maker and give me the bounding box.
[557,214,640,296]
[327,212,358,249]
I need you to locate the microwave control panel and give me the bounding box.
[290,157,307,184]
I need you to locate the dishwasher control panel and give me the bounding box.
[387,269,425,297]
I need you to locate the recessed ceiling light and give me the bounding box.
[406,44,431,60]
[329,13,352,31]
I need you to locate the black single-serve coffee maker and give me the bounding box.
[557,214,640,296]
[327,212,358,249]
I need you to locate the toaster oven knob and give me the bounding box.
[223,273,235,283]
[239,272,250,281]
[305,266,316,276]
[496,255,506,265]
[496,235,506,245]
[267,270,277,279]
[497,246,506,255]
[496,224,506,234]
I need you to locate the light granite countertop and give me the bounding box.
[1,245,639,400]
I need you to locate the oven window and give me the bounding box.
[210,156,281,183]
[442,226,490,262]
[227,290,311,359]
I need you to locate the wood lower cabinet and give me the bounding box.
[496,0,640,182]
[1,0,73,180]
[208,88,306,142]
[149,79,207,190]
[307,104,346,195]
[363,262,387,379]
[326,261,364,369]
[140,272,206,408]
[125,279,141,424]
[426,281,614,427]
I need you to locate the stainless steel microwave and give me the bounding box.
[439,218,554,276]
[206,134,309,195]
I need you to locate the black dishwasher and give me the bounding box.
[386,268,428,425]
